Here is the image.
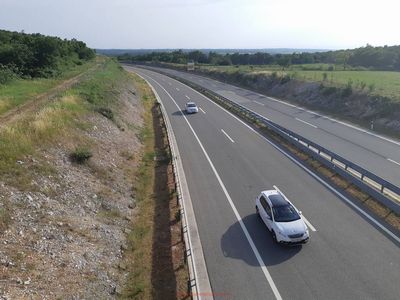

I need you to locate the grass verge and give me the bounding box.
[0,58,127,190]
[121,73,189,299]
[0,58,98,115]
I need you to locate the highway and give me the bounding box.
[140,66,400,188]
[125,66,400,300]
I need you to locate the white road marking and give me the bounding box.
[176,87,180,91]
[185,95,190,100]
[253,100,265,106]
[134,71,213,297]
[199,107,206,114]
[221,129,235,143]
[160,72,400,244]
[143,74,283,300]
[302,217,317,232]
[295,118,318,129]
[132,67,400,245]
[273,185,317,232]
[387,158,400,166]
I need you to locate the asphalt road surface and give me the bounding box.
[140,66,400,188]
[125,66,400,300]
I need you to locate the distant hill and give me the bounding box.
[96,48,330,56]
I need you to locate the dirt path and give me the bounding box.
[0,63,100,126]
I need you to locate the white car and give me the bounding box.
[255,187,309,245]
[185,102,199,114]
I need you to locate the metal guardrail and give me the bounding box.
[161,100,199,298]
[139,65,400,215]
[136,73,200,299]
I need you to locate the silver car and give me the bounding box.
[185,102,199,114]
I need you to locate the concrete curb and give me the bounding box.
[133,70,213,300]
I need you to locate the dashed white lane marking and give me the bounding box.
[132,67,400,245]
[221,129,235,143]
[295,118,318,129]
[199,107,206,114]
[387,158,400,166]
[145,74,282,300]
[185,95,190,100]
[176,87,180,91]
[253,101,265,106]
[273,185,317,232]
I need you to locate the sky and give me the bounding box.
[1,0,400,50]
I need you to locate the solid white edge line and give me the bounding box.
[221,129,235,143]
[156,70,400,244]
[144,73,283,300]
[133,71,213,300]
[387,158,400,166]
[295,118,318,129]
[199,107,206,114]
[273,185,317,232]
[253,100,265,106]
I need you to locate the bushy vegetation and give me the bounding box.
[119,44,400,71]
[0,58,126,186]
[70,146,93,164]
[0,29,95,81]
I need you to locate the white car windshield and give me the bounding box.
[272,205,300,222]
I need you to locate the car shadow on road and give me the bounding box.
[220,213,301,267]
[171,110,184,116]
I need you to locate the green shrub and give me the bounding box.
[96,107,114,120]
[280,74,291,84]
[322,86,337,96]
[0,66,18,84]
[70,146,92,164]
[0,207,10,232]
[341,85,353,97]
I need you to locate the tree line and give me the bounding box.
[119,45,400,71]
[0,29,95,83]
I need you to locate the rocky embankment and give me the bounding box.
[0,82,143,298]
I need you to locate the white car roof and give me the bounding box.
[261,190,279,197]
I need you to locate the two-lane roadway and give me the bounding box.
[125,66,400,300]
[141,66,400,188]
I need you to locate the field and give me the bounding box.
[198,64,400,101]
[0,59,98,115]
